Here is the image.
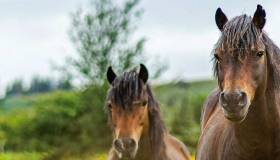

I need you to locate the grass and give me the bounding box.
[0,152,195,160]
[0,152,45,160]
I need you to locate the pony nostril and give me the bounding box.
[113,139,123,151]
[238,92,247,107]
[220,92,228,107]
[128,139,136,149]
[123,138,136,150]
[220,91,248,108]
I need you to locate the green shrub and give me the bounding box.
[0,91,80,152]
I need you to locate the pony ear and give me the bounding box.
[253,4,266,30]
[215,8,228,31]
[139,64,149,84]
[107,66,117,85]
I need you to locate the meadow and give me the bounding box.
[0,80,215,159]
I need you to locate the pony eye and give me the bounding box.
[214,54,221,62]
[142,100,147,106]
[256,51,264,58]
[112,123,117,128]
[107,103,112,109]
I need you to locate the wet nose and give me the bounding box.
[220,91,247,111]
[113,138,136,152]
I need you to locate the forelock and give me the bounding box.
[216,15,263,55]
[107,68,146,109]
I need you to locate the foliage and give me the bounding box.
[56,77,72,91]
[28,76,54,94]
[5,79,25,97]
[0,152,196,160]
[66,0,146,85]
[0,88,111,159]
[0,152,46,160]
[154,80,216,153]
[5,76,73,98]
[0,80,216,158]
[0,91,80,152]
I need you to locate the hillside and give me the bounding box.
[0,79,216,159]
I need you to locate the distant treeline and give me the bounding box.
[5,76,72,97]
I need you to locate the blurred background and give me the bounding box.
[0,0,278,159]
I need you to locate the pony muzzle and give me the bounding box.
[219,90,250,122]
[113,137,138,158]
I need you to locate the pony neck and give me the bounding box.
[135,111,166,160]
[135,131,153,160]
[233,84,272,153]
[135,125,161,160]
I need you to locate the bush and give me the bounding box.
[0,91,80,152]
[153,80,215,152]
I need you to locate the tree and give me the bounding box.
[5,79,25,97]
[65,0,165,86]
[27,76,54,94]
[56,77,73,91]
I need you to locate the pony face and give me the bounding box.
[106,64,149,159]
[214,5,268,122]
[107,98,149,158]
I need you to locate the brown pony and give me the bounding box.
[106,64,191,160]
[197,5,280,160]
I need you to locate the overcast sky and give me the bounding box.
[0,0,279,94]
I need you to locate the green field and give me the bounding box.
[0,80,216,159]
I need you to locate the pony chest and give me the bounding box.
[199,115,272,159]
